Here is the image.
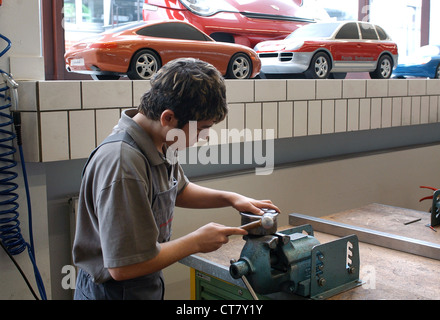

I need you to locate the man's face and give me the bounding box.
[181,120,215,147]
[165,119,215,150]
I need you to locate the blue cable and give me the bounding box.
[0,33,47,300]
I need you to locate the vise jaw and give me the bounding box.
[229,224,362,299]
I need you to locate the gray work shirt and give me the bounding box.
[72,109,188,283]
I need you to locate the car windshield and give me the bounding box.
[286,22,341,39]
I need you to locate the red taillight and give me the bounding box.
[89,42,118,49]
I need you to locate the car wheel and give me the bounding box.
[127,49,161,80]
[370,55,393,79]
[435,64,440,79]
[305,52,331,79]
[91,75,120,80]
[227,53,252,79]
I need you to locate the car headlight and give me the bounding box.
[179,0,238,16]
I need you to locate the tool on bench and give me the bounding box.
[230,210,362,300]
[419,186,440,228]
[239,211,276,232]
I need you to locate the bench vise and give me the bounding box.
[230,212,362,299]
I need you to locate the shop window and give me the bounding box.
[302,0,358,21]
[63,0,143,51]
[429,0,440,45]
[369,0,421,57]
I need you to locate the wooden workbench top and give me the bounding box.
[324,203,439,245]
[186,204,440,300]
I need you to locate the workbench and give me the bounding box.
[180,204,440,300]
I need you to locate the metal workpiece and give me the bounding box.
[239,209,279,235]
[229,224,362,299]
[289,213,440,261]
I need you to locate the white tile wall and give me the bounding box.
[308,100,321,135]
[132,80,151,106]
[343,80,366,99]
[411,96,421,125]
[16,79,440,162]
[226,80,254,103]
[17,81,37,111]
[316,80,342,99]
[427,80,440,95]
[38,81,81,111]
[96,109,120,144]
[347,99,359,131]
[287,80,315,101]
[429,96,438,123]
[209,118,226,146]
[408,79,427,96]
[227,103,245,143]
[381,98,392,128]
[392,97,402,127]
[69,110,96,159]
[421,96,430,124]
[334,99,347,133]
[293,101,308,137]
[262,102,278,139]
[367,79,389,97]
[370,98,382,129]
[245,103,262,136]
[82,80,132,109]
[388,79,408,97]
[255,80,286,102]
[40,111,69,162]
[359,99,370,130]
[278,101,293,138]
[20,112,40,162]
[402,97,412,126]
[321,100,335,134]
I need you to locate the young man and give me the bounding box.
[73,58,279,300]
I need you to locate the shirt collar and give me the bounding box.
[117,109,172,166]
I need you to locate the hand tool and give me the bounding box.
[239,208,278,236]
[230,213,361,300]
[404,218,421,225]
[240,214,274,231]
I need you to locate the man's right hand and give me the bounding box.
[190,222,248,253]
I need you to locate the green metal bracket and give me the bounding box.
[431,190,440,227]
[310,234,362,299]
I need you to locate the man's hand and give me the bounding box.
[190,222,248,253]
[176,183,280,216]
[108,222,247,281]
[229,194,280,215]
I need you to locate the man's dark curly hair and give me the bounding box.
[138,58,228,128]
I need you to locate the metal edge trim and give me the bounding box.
[289,213,440,261]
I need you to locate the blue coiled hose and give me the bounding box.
[0,33,47,300]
